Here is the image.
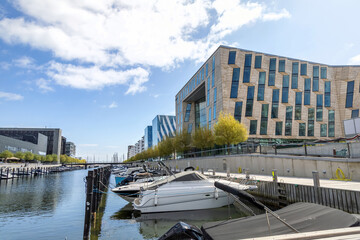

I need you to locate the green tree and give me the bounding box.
[14,151,25,160]
[33,154,43,162]
[174,130,192,154]
[214,112,248,154]
[158,137,175,159]
[0,150,14,160]
[192,127,215,155]
[24,152,34,161]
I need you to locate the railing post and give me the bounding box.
[312,171,320,187]
[304,142,308,156]
[347,143,351,158]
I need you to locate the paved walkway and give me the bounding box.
[204,171,360,191]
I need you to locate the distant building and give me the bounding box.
[61,136,67,155]
[135,136,144,154]
[0,128,64,161]
[0,133,48,155]
[127,145,135,159]
[152,115,176,146]
[144,126,153,150]
[65,142,76,157]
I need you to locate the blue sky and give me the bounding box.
[0,0,360,161]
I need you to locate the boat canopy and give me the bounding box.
[145,171,207,190]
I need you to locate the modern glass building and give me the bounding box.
[175,46,360,142]
[144,126,153,150]
[152,115,176,146]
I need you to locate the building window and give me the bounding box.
[234,102,243,122]
[346,81,354,108]
[257,72,266,101]
[255,56,262,69]
[243,54,252,83]
[188,123,193,134]
[304,78,311,105]
[328,110,335,137]
[282,75,289,103]
[299,123,306,136]
[201,68,204,81]
[271,89,279,118]
[230,68,240,98]
[245,86,255,117]
[184,103,191,122]
[308,108,315,136]
[213,88,217,120]
[208,107,212,129]
[301,63,307,76]
[268,58,276,86]
[325,81,331,107]
[321,67,327,79]
[313,66,319,92]
[291,62,299,89]
[352,109,359,118]
[285,106,293,136]
[228,51,236,64]
[275,122,282,136]
[260,104,269,135]
[316,94,323,121]
[205,63,208,77]
[250,120,257,135]
[212,71,215,88]
[207,78,210,106]
[279,60,285,72]
[295,92,302,120]
[320,124,327,137]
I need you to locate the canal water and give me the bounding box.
[0,169,246,240]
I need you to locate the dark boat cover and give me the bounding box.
[201,202,360,240]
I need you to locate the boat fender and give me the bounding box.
[214,188,219,200]
[154,192,158,206]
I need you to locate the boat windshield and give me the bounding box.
[145,171,207,190]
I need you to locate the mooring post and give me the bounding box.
[83,170,94,240]
[245,169,250,180]
[201,168,204,174]
[272,169,278,183]
[312,171,320,187]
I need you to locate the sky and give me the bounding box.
[1,0,360,161]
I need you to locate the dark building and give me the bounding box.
[61,136,67,155]
[0,128,63,161]
[65,142,76,157]
[0,133,48,156]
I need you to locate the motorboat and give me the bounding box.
[114,167,144,186]
[133,171,256,213]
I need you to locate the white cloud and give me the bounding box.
[78,143,98,147]
[0,0,290,93]
[0,91,24,101]
[349,55,360,65]
[108,101,117,108]
[36,78,54,92]
[13,56,35,68]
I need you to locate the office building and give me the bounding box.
[127,145,136,159]
[175,46,360,142]
[152,115,176,146]
[144,126,153,150]
[0,133,48,155]
[65,141,76,157]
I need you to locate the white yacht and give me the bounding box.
[133,171,255,213]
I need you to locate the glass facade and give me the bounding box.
[285,106,293,136]
[245,86,255,117]
[346,81,354,108]
[184,103,191,122]
[213,88,217,120]
[260,104,269,135]
[144,126,153,150]
[275,121,282,135]
[313,66,319,92]
[230,68,240,98]
[228,51,236,64]
[249,120,257,135]
[255,56,262,69]
[291,62,299,89]
[195,98,207,129]
[208,107,212,128]
[212,55,215,87]
[304,78,311,105]
[271,89,279,118]
[295,92,302,120]
[301,63,307,76]
[243,54,252,83]
[320,124,327,137]
[279,60,285,72]
[321,67,327,79]
[325,81,331,107]
[328,110,335,137]
[152,115,176,146]
[282,75,289,103]
[257,72,266,101]
[234,102,242,122]
[316,94,323,121]
[268,58,276,86]
[308,108,315,136]
[299,123,306,136]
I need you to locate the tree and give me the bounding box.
[24,152,34,161]
[174,130,192,154]
[192,127,215,155]
[14,151,25,160]
[214,112,248,154]
[0,150,14,160]
[158,137,175,159]
[34,154,43,162]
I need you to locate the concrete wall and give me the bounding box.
[155,154,360,181]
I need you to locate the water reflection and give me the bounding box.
[110,203,248,239]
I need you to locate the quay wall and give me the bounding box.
[154,154,360,181]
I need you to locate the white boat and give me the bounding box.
[133,171,255,213]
